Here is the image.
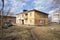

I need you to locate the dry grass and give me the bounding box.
[0,24,60,40]
[0,26,33,40]
[31,24,60,40]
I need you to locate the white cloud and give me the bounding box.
[10,0,26,12]
[49,7,60,13]
[33,0,60,13]
[0,0,2,3]
[23,0,31,2]
[0,0,2,8]
[1,0,60,14]
[33,0,54,9]
[4,0,27,13]
[4,0,8,5]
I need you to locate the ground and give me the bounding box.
[0,24,60,40]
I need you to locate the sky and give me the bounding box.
[0,0,60,14]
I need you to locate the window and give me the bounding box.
[25,18,28,20]
[25,14,28,16]
[39,20,43,23]
[39,20,44,24]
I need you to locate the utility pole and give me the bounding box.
[1,0,4,40]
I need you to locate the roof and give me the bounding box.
[16,9,48,15]
[0,15,16,18]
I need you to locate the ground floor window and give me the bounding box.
[39,20,45,24]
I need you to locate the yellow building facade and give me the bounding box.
[16,9,48,25]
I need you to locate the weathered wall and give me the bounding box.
[16,10,48,25]
[34,11,48,25]
[0,15,16,25]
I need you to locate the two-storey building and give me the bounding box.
[16,9,48,25]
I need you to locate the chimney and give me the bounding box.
[23,10,27,12]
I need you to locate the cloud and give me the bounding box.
[9,0,26,12]
[0,0,2,8]
[3,0,27,13]
[0,0,60,14]
[54,0,60,4]
[33,0,60,13]
[23,0,31,2]
[49,7,60,13]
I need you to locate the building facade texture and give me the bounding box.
[16,9,48,25]
[0,15,16,25]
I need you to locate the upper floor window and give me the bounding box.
[25,14,28,16]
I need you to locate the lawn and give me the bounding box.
[0,24,60,40]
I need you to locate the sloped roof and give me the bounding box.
[0,15,16,18]
[16,9,48,15]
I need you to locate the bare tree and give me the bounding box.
[0,9,1,14]
[6,7,11,16]
[1,0,14,40]
[0,8,2,25]
[1,0,4,40]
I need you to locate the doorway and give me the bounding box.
[22,20,24,25]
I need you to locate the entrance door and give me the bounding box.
[22,20,24,24]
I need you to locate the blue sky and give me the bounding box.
[0,0,60,14]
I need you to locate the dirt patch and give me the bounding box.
[31,26,60,40]
[0,24,60,40]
